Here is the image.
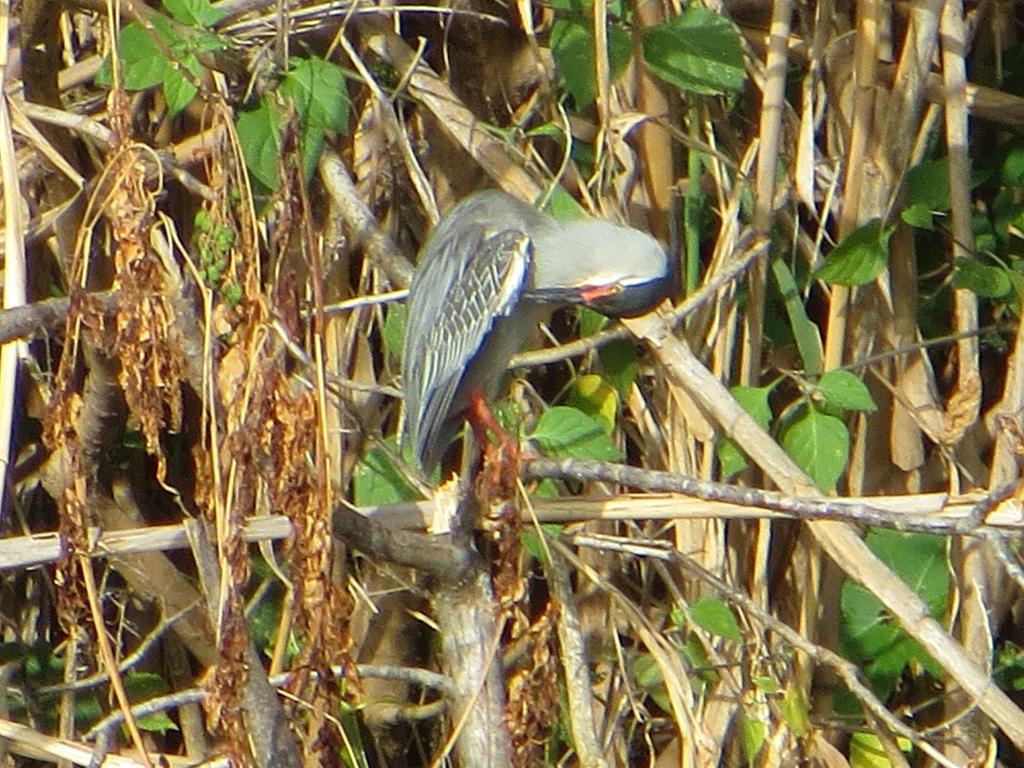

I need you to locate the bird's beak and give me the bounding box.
[525,276,669,317]
[578,283,622,302]
[524,282,622,307]
[579,277,669,318]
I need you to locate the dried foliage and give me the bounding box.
[2,0,1024,767]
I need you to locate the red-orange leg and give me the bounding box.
[466,389,520,469]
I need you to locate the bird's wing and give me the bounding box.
[403,224,533,468]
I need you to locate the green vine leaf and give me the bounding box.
[642,8,747,96]
[814,219,893,286]
[551,17,632,109]
[781,409,849,492]
[529,406,623,461]
[816,370,877,414]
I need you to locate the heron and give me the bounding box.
[401,190,671,473]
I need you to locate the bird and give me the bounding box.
[401,189,671,473]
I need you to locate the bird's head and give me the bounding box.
[529,219,672,317]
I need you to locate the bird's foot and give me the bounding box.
[464,392,514,490]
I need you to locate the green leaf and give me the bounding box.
[281,57,351,183]
[24,642,61,679]
[551,17,632,109]
[578,306,609,336]
[529,406,623,461]
[717,441,748,478]
[849,732,912,768]
[353,440,422,505]
[125,671,170,700]
[570,139,598,175]
[247,580,287,655]
[550,0,627,16]
[236,99,283,190]
[816,370,877,413]
[867,529,949,614]
[163,0,225,27]
[904,156,986,213]
[840,530,948,696]
[842,583,934,696]
[814,219,892,286]
[542,186,587,220]
[904,158,952,213]
[298,131,325,187]
[161,66,199,117]
[74,695,104,726]
[780,683,810,738]
[689,598,742,643]
[752,676,780,694]
[680,632,710,671]
[633,653,672,712]
[731,385,773,428]
[111,671,178,732]
[222,282,243,307]
[996,642,1024,692]
[568,374,619,434]
[668,606,686,628]
[994,187,1024,242]
[187,27,228,56]
[740,714,767,767]
[281,57,351,134]
[781,409,849,492]
[550,20,594,107]
[525,121,564,140]
[1007,269,1024,315]
[900,201,935,230]
[952,258,1012,299]
[115,15,220,116]
[119,23,170,90]
[771,256,823,375]
[382,303,407,359]
[642,7,747,96]
[841,589,908,695]
[137,712,179,734]
[717,385,772,477]
[520,524,562,563]
[533,478,561,498]
[103,14,223,117]
[521,529,544,562]
[681,633,715,694]
[598,339,639,397]
[1002,142,1024,185]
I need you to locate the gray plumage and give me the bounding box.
[402,190,670,471]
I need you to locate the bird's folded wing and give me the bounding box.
[403,225,533,465]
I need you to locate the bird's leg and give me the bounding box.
[467,390,522,511]
[466,389,520,469]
